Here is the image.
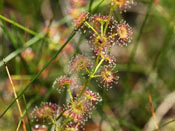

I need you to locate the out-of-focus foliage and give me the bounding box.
[0,0,175,130]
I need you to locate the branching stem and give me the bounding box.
[67,87,73,102]
[78,57,104,99]
[85,21,99,36]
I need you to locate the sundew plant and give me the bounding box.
[31,0,134,130]
[1,0,175,131]
[29,0,133,131]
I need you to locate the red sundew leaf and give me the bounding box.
[31,102,59,124]
[69,55,92,73]
[116,21,133,47]
[100,68,119,89]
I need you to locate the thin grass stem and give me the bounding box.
[0,29,77,119]
[0,14,37,36]
[0,34,43,67]
[3,60,26,131]
[22,95,32,131]
[148,92,159,131]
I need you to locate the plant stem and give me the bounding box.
[104,6,114,34]
[88,0,94,13]
[22,95,31,131]
[95,54,100,68]
[48,109,66,130]
[148,92,159,131]
[93,58,104,76]
[85,21,99,36]
[16,120,21,131]
[50,116,61,131]
[78,76,93,99]
[92,0,105,13]
[101,22,104,36]
[0,14,37,36]
[107,33,118,39]
[154,120,175,131]
[78,58,104,99]
[85,67,90,74]
[93,75,102,78]
[4,60,26,131]
[67,87,73,102]
[16,95,40,131]
[60,113,72,130]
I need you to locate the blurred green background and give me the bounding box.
[0,0,175,130]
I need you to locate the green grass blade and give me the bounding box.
[0,34,43,67]
[0,30,77,119]
[92,0,105,13]
[22,95,32,131]
[154,120,175,131]
[89,0,94,12]
[124,1,153,90]
[128,1,153,65]
[17,95,40,130]
[0,14,37,36]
